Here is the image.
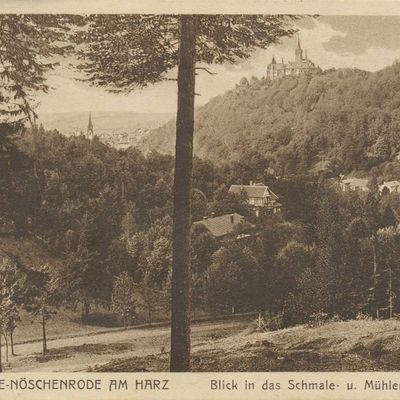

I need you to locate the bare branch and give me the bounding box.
[195,67,217,75]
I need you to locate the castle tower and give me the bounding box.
[87,112,94,140]
[295,35,303,62]
[266,38,317,81]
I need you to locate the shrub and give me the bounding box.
[329,314,342,323]
[307,311,329,327]
[356,311,372,321]
[259,313,284,331]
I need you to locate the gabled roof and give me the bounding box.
[193,213,248,238]
[228,183,279,200]
[381,180,400,188]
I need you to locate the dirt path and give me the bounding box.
[94,319,400,372]
[4,319,251,372]
[8,318,398,372]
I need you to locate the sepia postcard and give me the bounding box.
[3,0,400,399]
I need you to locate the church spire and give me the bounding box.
[295,34,303,62]
[87,112,94,139]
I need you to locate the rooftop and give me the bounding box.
[380,180,400,187]
[341,178,369,189]
[229,183,279,199]
[193,213,248,238]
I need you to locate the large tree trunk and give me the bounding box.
[170,15,197,372]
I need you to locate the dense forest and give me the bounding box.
[4,12,400,373]
[142,63,400,179]
[2,122,400,353]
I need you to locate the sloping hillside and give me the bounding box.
[0,235,110,342]
[141,64,400,176]
[96,319,400,372]
[0,235,60,271]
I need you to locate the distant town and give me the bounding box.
[68,112,149,150]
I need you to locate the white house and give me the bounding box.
[339,177,370,193]
[380,181,400,194]
[228,182,281,216]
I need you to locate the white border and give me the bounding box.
[1,0,400,15]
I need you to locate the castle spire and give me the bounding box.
[271,55,276,64]
[87,112,94,139]
[305,49,308,60]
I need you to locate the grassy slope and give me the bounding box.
[12,308,114,344]
[0,235,59,270]
[96,319,400,372]
[0,236,108,343]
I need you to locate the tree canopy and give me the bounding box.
[76,15,297,91]
[0,15,75,127]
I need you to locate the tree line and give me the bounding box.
[2,125,400,370]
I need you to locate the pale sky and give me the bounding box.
[35,16,400,116]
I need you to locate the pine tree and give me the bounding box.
[381,204,397,228]
[0,15,75,132]
[75,14,297,371]
[0,15,77,228]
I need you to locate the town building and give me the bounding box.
[266,37,319,80]
[104,132,132,150]
[80,113,143,149]
[228,182,281,216]
[193,213,252,239]
[339,177,370,192]
[380,181,400,194]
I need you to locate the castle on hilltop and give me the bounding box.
[266,37,319,80]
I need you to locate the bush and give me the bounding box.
[259,313,284,331]
[329,314,343,323]
[307,311,329,327]
[356,311,372,321]
[76,311,121,327]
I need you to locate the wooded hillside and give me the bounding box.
[142,63,400,178]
